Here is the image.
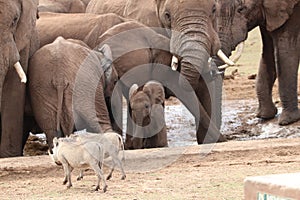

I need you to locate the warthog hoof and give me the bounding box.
[106,174,112,180]
[103,185,107,193]
[121,175,126,180]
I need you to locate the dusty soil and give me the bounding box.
[1,74,300,200]
[1,138,300,200]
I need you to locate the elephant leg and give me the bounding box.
[125,106,134,149]
[196,75,225,144]
[256,27,277,119]
[0,63,26,157]
[273,32,300,125]
[45,129,61,151]
[156,126,168,147]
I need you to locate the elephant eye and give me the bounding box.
[164,11,171,26]
[212,4,217,14]
[237,5,247,14]
[145,104,150,109]
[11,16,19,28]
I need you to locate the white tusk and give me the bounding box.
[14,62,27,83]
[231,42,244,63]
[218,64,231,70]
[217,42,244,70]
[171,56,178,71]
[217,50,235,66]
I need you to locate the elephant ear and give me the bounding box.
[129,84,139,100]
[98,44,113,81]
[263,0,299,32]
[155,0,168,28]
[15,0,39,53]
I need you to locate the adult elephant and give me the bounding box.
[87,0,233,144]
[0,0,39,157]
[38,0,91,13]
[216,0,300,125]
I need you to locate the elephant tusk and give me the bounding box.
[171,56,178,71]
[14,62,27,83]
[217,50,235,66]
[218,42,244,70]
[230,42,244,63]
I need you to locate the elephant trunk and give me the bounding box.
[170,12,220,90]
[170,13,227,144]
[0,33,21,106]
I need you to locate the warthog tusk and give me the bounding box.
[171,56,178,71]
[14,62,27,83]
[217,49,235,66]
[218,42,244,70]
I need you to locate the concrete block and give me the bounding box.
[244,173,300,200]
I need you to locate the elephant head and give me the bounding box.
[128,81,166,149]
[215,0,300,62]
[0,0,39,157]
[0,0,38,89]
[155,0,223,90]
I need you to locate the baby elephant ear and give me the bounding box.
[98,44,114,81]
[129,84,139,100]
[98,44,113,62]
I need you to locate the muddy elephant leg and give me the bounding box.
[256,27,277,119]
[107,82,123,134]
[196,72,225,144]
[273,32,300,125]
[125,114,134,149]
[22,115,37,149]
[0,63,26,157]
[156,125,168,147]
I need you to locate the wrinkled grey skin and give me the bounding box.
[0,0,39,158]
[216,0,300,125]
[37,12,127,48]
[38,0,91,13]
[28,37,118,149]
[88,0,226,144]
[128,81,168,149]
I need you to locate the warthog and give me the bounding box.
[50,137,107,192]
[70,131,126,180]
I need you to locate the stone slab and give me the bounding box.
[244,173,300,200]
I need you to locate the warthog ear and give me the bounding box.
[53,137,59,147]
[129,84,139,100]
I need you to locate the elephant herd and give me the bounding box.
[0,0,299,157]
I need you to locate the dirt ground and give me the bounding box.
[1,74,300,200]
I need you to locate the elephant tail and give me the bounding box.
[56,85,65,137]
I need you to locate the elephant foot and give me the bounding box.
[256,104,277,119]
[279,109,300,125]
[217,134,227,143]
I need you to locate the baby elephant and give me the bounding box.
[128,81,167,149]
[70,132,126,180]
[50,137,107,192]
